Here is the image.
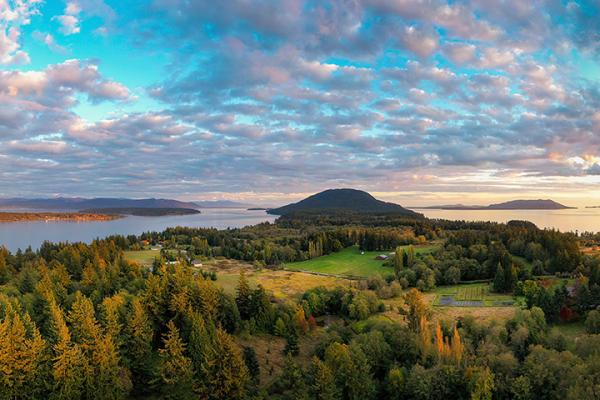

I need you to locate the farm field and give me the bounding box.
[431,282,517,307]
[284,245,439,278]
[123,249,161,266]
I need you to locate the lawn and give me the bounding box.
[284,245,438,278]
[124,249,161,266]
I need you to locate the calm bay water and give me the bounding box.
[415,208,600,233]
[2,207,600,252]
[0,208,276,252]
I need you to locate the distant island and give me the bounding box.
[80,207,201,217]
[420,199,574,210]
[0,197,199,211]
[194,200,249,208]
[0,212,122,223]
[247,207,269,211]
[267,188,423,217]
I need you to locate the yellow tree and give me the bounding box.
[0,299,47,399]
[49,301,87,400]
[91,333,132,399]
[68,291,101,353]
[451,326,464,364]
[402,288,430,332]
[101,293,126,346]
[125,298,154,389]
[201,327,249,400]
[158,320,195,399]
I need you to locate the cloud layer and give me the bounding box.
[0,0,599,204]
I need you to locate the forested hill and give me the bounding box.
[80,207,201,216]
[267,189,422,217]
[487,199,573,209]
[0,197,199,211]
[424,199,573,210]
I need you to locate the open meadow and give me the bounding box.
[284,245,439,278]
[201,258,354,300]
[123,249,161,266]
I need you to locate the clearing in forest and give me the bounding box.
[284,245,439,278]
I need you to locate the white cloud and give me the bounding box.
[55,14,79,35]
[0,0,40,64]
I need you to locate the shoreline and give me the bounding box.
[0,212,123,223]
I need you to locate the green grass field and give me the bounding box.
[284,245,438,278]
[124,249,161,266]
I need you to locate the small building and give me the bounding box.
[192,260,203,267]
[375,254,388,260]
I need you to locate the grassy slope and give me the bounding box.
[285,245,438,278]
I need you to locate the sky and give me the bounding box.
[0,0,599,207]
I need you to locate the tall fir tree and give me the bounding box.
[202,328,249,400]
[157,320,195,399]
[125,298,154,393]
[236,270,252,320]
[0,300,47,399]
[48,301,87,400]
[493,264,506,293]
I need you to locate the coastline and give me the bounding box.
[0,212,123,223]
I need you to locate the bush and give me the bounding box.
[586,309,600,334]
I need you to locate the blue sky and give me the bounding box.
[1,0,599,206]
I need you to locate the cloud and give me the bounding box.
[54,14,79,35]
[1,0,600,201]
[443,42,476,64]
[400,25,439,57]
[32,31,67,53]
[0,0,40,64]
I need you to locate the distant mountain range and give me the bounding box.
[0,197,200,211]
[420,199,574,210]
[80,207,201,217]
[267,188,422,217]
[193,200,250,208]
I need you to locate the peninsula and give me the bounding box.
[0,212,123,223]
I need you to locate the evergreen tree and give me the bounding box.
[285,329,300,356]
[201,328,249,400]
[0,301,47,399]
[270,355,309,400]
[125,298,154,393]
[91,334,131,399]
[243,346,261,385]
[68,292,101,353]
[236,270,252,319]
[186,310,214,384]
[48,301,87,400]
[493,264,506,293]
[274,317,287,336]
[307,356,339,400]
[157,320,195,399]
